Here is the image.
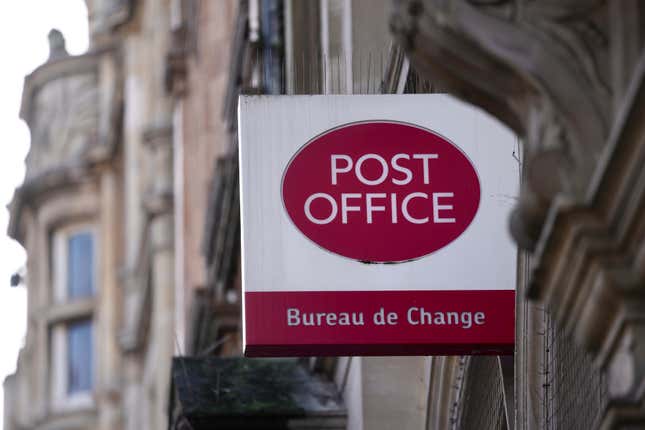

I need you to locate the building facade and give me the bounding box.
[391,1,645,428]
[4,1,176,428]
[5,1,643,429]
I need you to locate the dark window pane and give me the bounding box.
[67,232,94,299]
[67,319,93,395]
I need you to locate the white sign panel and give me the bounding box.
[239,95,518,356]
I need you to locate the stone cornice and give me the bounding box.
[391,0,612,250]
[8,162,98,244]
[6,135,119,244]
[530,50,645,316]
[528,54,645,422]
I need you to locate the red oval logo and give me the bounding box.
[281,121,480,263]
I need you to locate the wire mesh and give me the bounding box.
[277,43,436,96]
[289,48,397,95]
[541,309,608,430]
[455,356,507,430]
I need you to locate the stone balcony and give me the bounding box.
[8,30,121,244]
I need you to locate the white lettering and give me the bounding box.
[475,312,485,325]
[402,192,429,224]
[352,312,365,325]
[461,312,473,329]
[316,313,326,326]
[446,312,459,325]
[341,193,362,223]
[391,154,412,185]
[355,154,388,185]
[412,154,439,184]
[433,312,446,325]
[326,313,337,326]
[304,193,338,224]
[302,192,458,227]
[287,308,300,326]
[331,154,353,185]
[338,313,350,325]
[374,308,385,325]
[288,307,483,329]
[365,193,386,223]
[432,192,456,223]
[302,313,314,326]
[287,309,365,327]
[420,308,432,324]
[407,307,419,325]
[406,308,485,329]
[387,312,398,325]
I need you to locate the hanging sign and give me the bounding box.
[239,95,518,356]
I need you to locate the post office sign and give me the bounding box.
[239,95,518,356]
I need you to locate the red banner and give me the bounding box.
[244,290,514,356]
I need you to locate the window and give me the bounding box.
[54,228,95,303]
[67,232,94,299]
[67,319,93,395]
[50,226,96,411]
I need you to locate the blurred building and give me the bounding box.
[390,1,645,428]
[4,0,644,429]
[4,0,176,428]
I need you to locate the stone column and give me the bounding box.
[34,213,49,421]
[98,167,124,430]
[338,357,429,430]
[150,211,175,428]
[362,357,428,430]
[143,124,175,429]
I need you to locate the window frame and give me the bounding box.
[320,0,353,94]
[52,225,97,304]
[49,223,98,413]
[50,318,95,411]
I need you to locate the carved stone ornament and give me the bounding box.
[9,33,122,244]
[19,29,105,184]
[25,72,99,180]
[142,124,174,216]
[391,0,645,427]
[47,29,69,61]
[86,0,135,38]
[391,0,611,250]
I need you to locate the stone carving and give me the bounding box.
[86,0,134,36]
[20,31,101,181]
[47,29,68,61]
[25,72,99,180]
[142,125,174,216]
[391,0,611,250]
